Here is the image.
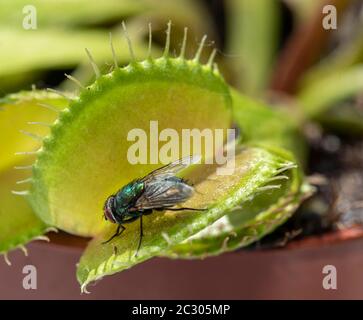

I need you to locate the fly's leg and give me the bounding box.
[103,214,142,244]
[133,210,153,257]
[135,215,143,258]
[102,224,125,244]
[103,211,149,255]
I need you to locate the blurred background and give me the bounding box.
[1,0,361,96]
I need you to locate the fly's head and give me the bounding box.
[103,195,117,223]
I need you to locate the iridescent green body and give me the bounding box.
[114,180,145,220]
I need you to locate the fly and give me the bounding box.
[103,155,206,256]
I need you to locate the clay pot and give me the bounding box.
[1,227,363,299]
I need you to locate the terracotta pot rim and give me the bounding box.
[284,225,363,250]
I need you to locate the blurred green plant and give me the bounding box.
[0,0,215,93]
[226,0,280,96]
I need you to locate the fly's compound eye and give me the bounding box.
[103,196,117,223]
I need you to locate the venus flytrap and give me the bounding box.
[0,22,309,292]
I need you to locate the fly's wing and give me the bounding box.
[133,179,194,210]
[140,155,201,184]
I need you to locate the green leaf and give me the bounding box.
[77,147,294,291]
[298,66,363,117]
[0,0,146,28]
[0,91,67,259]
[298,65,363,135]
[1,0,215,93]
[29,55,232,237]
[226,0,280,95]
[0,28,148,92]
[0,0,213,33]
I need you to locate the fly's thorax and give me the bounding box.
[114,180,145,207]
